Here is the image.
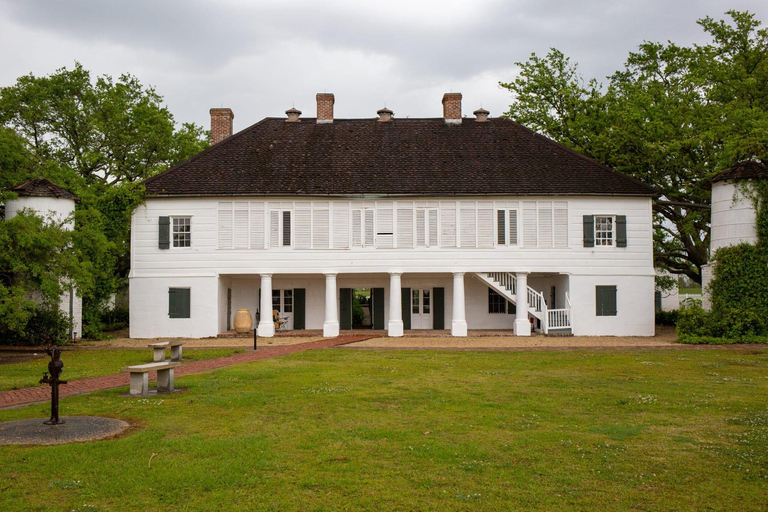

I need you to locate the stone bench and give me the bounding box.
[123,362,181,396]
[148,341,186,362]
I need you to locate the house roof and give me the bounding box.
[144,118,657,198]
[710,161,768,185]
[9,178,79,201]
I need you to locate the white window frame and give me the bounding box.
[171,216,192,248]
[495,208,519,247]
[351,207,375,248]
[594,215,615,247]
[415,207,439,248]
[269,209,293,248]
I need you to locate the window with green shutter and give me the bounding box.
[596,285,617,316]
[169,288,191,318]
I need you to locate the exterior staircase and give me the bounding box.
[473,272,571,334]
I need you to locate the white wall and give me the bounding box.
[6,196,75,230]
[569,274,655,336]
[711,181,758,254]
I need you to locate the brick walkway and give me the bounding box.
[0,335,372,409]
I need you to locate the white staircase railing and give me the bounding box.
[474,272,572,333]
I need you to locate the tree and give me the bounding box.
[0,63,208,338]
[500,10,768,283]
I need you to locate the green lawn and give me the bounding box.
[2,348,768,511]
[0,348,243,392]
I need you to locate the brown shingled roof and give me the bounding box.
[710,161,768,185]
[145,118,657,197]
[9,178,79,201]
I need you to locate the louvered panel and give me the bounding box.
[312,207,330,249]
[477,202,494,248]
[397,205,413,248]
[352,209,362,247]
[460,201,476,248]
[218,202,233,249]
[522,201,537,247]
[376,202,394,248]
[249,202,265,249]
[497,209,506,245]
[294,203,311,249]
[440,202,456,247]
[333,202,349,248]
[364,209,374,247]
[415,209,426,246]
[538,201,553,247]
[508,210,519,245]
[554,201,569,248]
[269,211,279,248]
[233,202,249,249]
[428,209,438,247]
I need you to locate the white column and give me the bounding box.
[451,272,467,337]
[514,272,531,336]
[388,272,403,337]
[323,273,340,337]
[257,274,275,337]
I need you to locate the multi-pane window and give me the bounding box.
[272,289,281,312]
[412,290,420,314]
[422,290,430,314]
[488,288,511,314]
[595,216,614,246]
[283,290,293,313]
[172,217,191,247]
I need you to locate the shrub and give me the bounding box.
[655,310,679,326]
[101,307,129,331]
[0,306,70,346]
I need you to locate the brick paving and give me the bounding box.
[0,335,372,410]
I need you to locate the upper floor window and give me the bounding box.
[595,216,614,246]
[496,209,518,246]
[172,217,191,248]
[270,210,292,247]
[416,208,438,247]
[584,215,626,248]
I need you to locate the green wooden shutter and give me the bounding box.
[496,210,506,245]
[583,215,594,248]
[596,286,617,316]
[169,288,190,318]
[293,288,306,330]
[159,216,170,249]
[655,291,662,312]
[432,287,444,329]
[616,215,627,247]
[372,288,385,330]
[339,288,352,330]
[401,288,411,330]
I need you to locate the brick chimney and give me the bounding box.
[316,93,334,124]
[442,93,462,125]
[210,108,234,144]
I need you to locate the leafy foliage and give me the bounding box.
[0,63,208,341]
[500,10,768,283]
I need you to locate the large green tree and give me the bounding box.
[500,10,768,283]
[0,63,208,339]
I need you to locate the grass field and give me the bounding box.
[1,347,768,511]
[0,348,243,392]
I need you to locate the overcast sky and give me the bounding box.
[1,0,767,134]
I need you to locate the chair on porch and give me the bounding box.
[273,310,288,331]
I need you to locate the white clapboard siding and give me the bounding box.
[460,201,476,248]
[333,202,349,249]
[477,201,494,248]
[440,202,456,247]
[376,202,394,248]
[554,201,568,247]
[218,202,233,249]
[312,203,330,249]
[523,201,537,247]
[397,203,414,248]
[294,202,311,249]
[249,202,265,249]
[538,201,553,248]
[233,202,249,249]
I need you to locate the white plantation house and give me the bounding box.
[129,93,657,339]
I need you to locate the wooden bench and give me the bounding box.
[148,341,186,362]
[123,362,181,396]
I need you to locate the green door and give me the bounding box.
[401,288,411,330]
[432,287,444,330]
[372,288,385,330]
[293,288,306,330]
[340,288,353,330]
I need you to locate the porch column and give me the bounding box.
[323,273,339,337]
[514,272,531,336]
[257,274,275,337]
[451,272,467,337]
[388,272,403,337]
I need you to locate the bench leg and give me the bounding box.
[157,368,175,392]
[171,345,182,362]
[130,373,149,396]
[153,347,166,362]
